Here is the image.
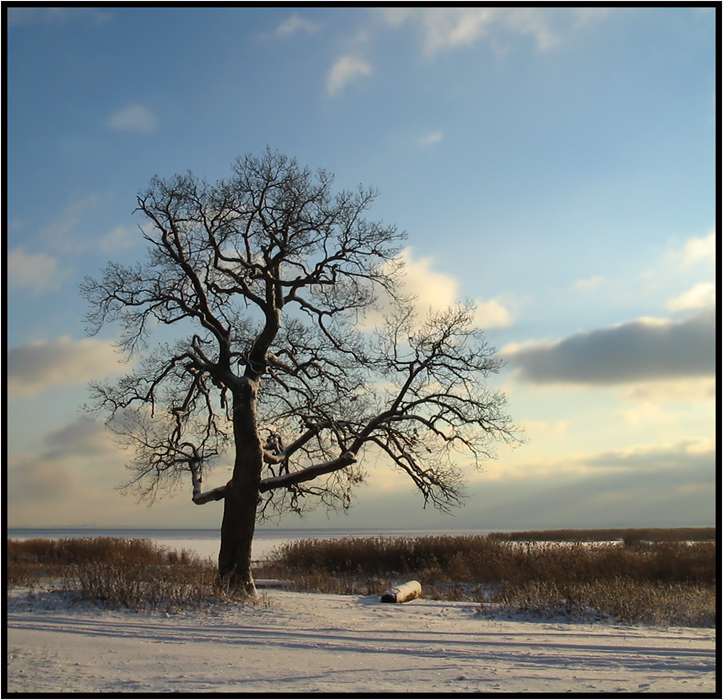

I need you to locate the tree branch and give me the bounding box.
[259,451,356,492]
[190,460,227,504]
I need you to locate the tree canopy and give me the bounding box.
[82,151,517,589]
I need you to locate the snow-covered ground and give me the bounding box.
[6,586,716,694]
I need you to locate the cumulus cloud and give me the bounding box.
[472,298,513,329]
[667,230,716,267]
[326,55,372,96]
[400,249,458,311]
[100,225,139,252]
[7,336,126,399]
[668,282,715,313]
[275,13,319,36]
[107,104,157,133]
[503,308,715,385]
[379,7,609,54]
[7,248,68,294]
[402,249,513,328]
[368,248,512,330]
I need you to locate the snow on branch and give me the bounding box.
[190,459,227,505]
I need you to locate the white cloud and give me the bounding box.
[275,13,319,36]
[100,225,139,252]
[419,130,444,146]
[472,298,512,329]
[667,230,716,267]
[572,275,605,292]
[400,248,459,313]
[680,231,716,266]
[7,336,126,399]
[668,282,715,313]
[7,248,68,295]
[365,248,512,330]
[107,104,158,133]
[378,8,608,55]
[326,55,372,96]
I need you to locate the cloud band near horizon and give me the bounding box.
[503,308,715,385]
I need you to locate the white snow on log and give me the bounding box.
[254,579,293,589]
[381,580,422,603]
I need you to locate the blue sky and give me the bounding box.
[6,7,717,530]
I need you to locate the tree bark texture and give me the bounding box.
[218,380,262,595]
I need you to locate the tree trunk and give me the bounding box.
[219,478,260,596]
[218,378,263,596]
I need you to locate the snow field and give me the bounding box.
[6,588,716,694]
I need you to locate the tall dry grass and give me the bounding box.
[264,535,715,585]
[260,534,716,626]
[489,578,716,627]
[6,537,233,611]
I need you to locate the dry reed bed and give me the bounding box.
[6,537,228,611]
[262,534,715,584]
[7,532,716,625]
[260,534,716,626]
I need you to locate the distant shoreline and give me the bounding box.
[8,526,715,542]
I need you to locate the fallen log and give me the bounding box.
[381,580,422,603]
[254,579,293,589]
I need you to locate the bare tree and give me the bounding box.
[81,150,517,595]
